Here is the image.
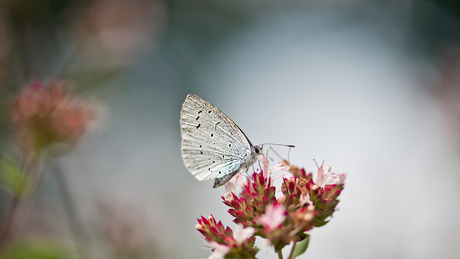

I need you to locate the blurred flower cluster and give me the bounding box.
[433,46,460,141]
[71,0,165,67]
[0,79,101,258]
[97,201,161,259]
[7,79,98,157]
[196,159,346,259]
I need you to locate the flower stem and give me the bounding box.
[278,250,284,259]
[0,196,21,246]
[0,155,37,249]
[288,241,297,259]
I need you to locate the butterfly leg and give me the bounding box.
[269,146,284,161]
[242,167,251,178]
[257,159,266,173]
[246,167,255,181]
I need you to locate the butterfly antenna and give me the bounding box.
[260,143,295,148]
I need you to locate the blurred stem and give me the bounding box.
[278,251,284,259]
[54,163,88,258]
[0,196,20,246]
[55,41,85,78]
[0,154,37,249]
[288,241,297,259]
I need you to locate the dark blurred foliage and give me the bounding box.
[0,0,459,132]
[0,0,166,154]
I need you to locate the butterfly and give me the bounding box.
[180,94,262,188]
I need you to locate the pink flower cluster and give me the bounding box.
[8,79,98,156]
[196,215,258,259]
[196,160,347,258]
[223,171,277,227]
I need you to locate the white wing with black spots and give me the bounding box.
[180,94,258,186]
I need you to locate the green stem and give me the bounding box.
[0,196,21,245]
[288,241,297,259]
[0,154,36,249]
[278,250,284,259]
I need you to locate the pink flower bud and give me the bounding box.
[277,193,286,203]
[196,224,204,230]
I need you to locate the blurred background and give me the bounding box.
[0,0,460,258]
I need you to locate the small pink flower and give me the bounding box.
[224,182,237,194]
[277,193,286,203]
[268,162,290,174]
[225,173,247,192]
[267,162,289,187]
[316,164,342,187]
[259,203,286,230]
[299,193,311,206]
[338,171,347,184]
[208,241,231,259]
[233,224,255,244]
[223,191,234,202]
[262,155,270,178]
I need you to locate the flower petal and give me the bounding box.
[233,224,255,244]
[208,242,230,259]
[259,203,286,230]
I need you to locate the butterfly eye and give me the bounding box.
[254,146,260,154]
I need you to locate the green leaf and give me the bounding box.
[0,156,31,197]
[314,218,330,227]
[292,235,310,258]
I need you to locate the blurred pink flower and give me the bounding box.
[269,162,290,173]
[259,203,286,230]
[260,155,270,179]
[208,241,230,259]
[225,172,247,193]
[8,79,100,156]
[338,171,347,184]
[267,162,289,187]
[72,0,166,66]
[233,224,254,244]
[277,193,286,203]
[299,193,311,206]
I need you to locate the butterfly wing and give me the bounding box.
[181,94,254,182]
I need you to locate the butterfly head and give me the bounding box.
[254,145,263,155]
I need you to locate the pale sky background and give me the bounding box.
[58,7,460,259]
